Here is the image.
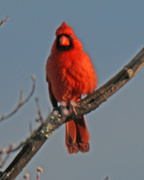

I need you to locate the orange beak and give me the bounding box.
[59,35,70,46]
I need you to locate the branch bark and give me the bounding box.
[1,48,144,180]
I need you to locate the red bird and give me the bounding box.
[46,22,97,154]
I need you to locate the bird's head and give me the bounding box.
[51,22,83,52]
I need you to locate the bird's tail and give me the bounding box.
[65,116,90,154]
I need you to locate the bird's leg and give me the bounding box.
[70,101,80,116]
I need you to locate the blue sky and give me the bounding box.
[0,1,144,180]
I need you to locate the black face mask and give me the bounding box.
[56,34,73,51]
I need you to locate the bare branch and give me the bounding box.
[0,48,144,180]
[35,97,43,123]
[0,17,9,27]
[23,173,30,180]
[0,76,36,123]
[36,167,43,180]
[0,142,24,168]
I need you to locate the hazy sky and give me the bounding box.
[0,1,144,180]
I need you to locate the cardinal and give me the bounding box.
[46,22,97,154]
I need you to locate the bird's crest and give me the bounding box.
[56,22,74,36]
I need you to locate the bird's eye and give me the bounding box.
[69,35,72,39]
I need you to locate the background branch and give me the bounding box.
[0,48,144,180]
[0,17,9,27]
[0,143,24,169]
[0,76,36,123]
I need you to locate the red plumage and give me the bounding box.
[46,22,97,154]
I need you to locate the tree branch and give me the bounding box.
[0,76,36,123]
[0,17,9,27]
[0,48,144,180]
[0,142,25,169]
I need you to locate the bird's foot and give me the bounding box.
[70,101,80,115]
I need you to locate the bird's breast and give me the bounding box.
[46,50,97,102]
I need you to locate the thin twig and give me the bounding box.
[23,173,30,180]
[0,142,24,168]
[0,76,36,123]
[0,17,9,27]
[35,97,43,123]
[36,167,43,180]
